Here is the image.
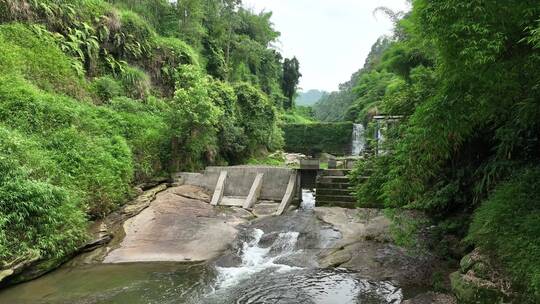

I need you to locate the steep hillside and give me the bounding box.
[346,1,540,302]
[0,0,295,271]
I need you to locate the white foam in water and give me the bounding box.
[352,123,365,156]
[300,189,315,210]
[215,229,301,289]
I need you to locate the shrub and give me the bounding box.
[118,65,151,99]
[106,97,169,180]
[155,36,199,67]
[468,167,540,302]
[148,36,199,96]
[0,156,86,262]
[235,83,283,154]
[91,76,124,102]
[208,79,248,163]
[0,0,111,28]
[0,75,135,217]
[350,155,391,208]
[116,9,155,59]
[45,128,133,217]
[247,152,285,167]
[280,114,310,124]
[169,65,222,170]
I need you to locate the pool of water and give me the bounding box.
[0,263,213,304]
[0,190,404,304]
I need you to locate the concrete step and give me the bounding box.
[320,169,351,177]
[315,195,356,203]
[316,182,351,189]
[316,188,352,196]
[220,196,246,206]
[316,201,356,208]
[318,176,350,183]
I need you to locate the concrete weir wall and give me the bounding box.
[174,166,295,201]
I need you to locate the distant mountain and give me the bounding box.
[313,36,392,122]
[295,89,327,106]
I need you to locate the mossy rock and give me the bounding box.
[471,262,491,280]
[6,256,66,286]
[459,250,492,280]
[460,253,475,273]
[450,272,505,304]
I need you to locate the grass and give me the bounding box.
[281,111,314,124]
[247,152,286,167]
[0,23,88,99]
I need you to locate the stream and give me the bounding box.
[0,190,404,304]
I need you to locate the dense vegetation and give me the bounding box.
[282,122,353,156]
[0,0,300,268]
[316,0,540,301]
[280,106,316,124]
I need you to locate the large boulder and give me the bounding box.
[450,272,505,303]
[451,248,509,303]
[284,152,306,166]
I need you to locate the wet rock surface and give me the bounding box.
[315,207,440,287]
[251,201,280,218]
[214,204,445,294]
[103,185,252,263]
[209,202,405,304]
[402,292,457,304]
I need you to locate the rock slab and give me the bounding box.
[103,185,251,263]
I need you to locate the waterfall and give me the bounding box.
[300,189,315,210]
[351,123,365,156]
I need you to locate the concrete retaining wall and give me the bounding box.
[174,166,295,201]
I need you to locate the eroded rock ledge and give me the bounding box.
[314,207,457,303]
[0,183,168,286]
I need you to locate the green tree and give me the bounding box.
[281,56,301,109]
[348,1,540,301]
[169,65,222,170]
[235,82,283,152]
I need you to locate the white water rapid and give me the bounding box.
[206,190,403,304]
[215,229,301,289]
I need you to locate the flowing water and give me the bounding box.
[352,124,365,156]
[0,190,403,304]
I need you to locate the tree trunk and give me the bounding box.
[170,135,180,172]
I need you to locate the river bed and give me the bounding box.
[0,190,423,303]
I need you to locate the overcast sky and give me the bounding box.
[242,0,410,92]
